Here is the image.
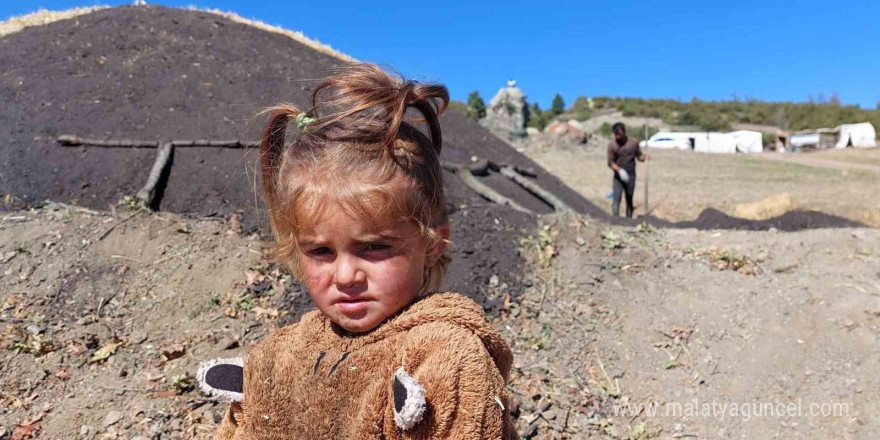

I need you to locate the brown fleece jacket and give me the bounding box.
[214,292,516,440]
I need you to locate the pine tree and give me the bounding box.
[551,93,565,115]
[466,91,486,121]
[528,103,548,130]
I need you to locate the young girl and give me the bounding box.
[198,63,516,439]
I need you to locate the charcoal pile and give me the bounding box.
[0,5,606,307]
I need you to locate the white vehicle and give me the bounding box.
[639,134,691,150]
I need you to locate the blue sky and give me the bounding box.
[4,1,880,109]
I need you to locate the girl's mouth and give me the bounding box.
[336,298,370,315]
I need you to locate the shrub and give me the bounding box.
[527,103,550,131]
[571,96,591,121]
[466,91,486,121]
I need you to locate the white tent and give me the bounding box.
[694,132,736,154]
[730,130,764,153]
[834,122,876,149]
[643,131,763,153]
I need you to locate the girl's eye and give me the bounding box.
[364,243,391,252]
[308,247,333,256]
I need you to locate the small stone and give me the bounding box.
[149,422,163,438]
[103,410,124,427]
[79,425,91,436]
[218,337,240,350]
[76,315,97,326]
[539,400,553,412]
[169,418,183,430]
[575,236,586,246]
[26,324,44,335]
[488,275,500,287]
[131,330,148,344]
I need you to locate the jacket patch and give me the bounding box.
[392,367,426,430]
[196,357,244,402]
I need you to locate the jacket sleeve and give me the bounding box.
[394,325,516,440]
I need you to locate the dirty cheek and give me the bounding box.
[303,263,333,293]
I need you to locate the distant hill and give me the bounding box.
[590,96,880,132]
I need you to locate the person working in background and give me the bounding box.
[607,122,649,218]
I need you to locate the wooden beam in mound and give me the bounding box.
[57,135,159,148]
[57,135,258,148]
[498,165,574,213]
[136,142,173,206]
[454,166,533,215]
[56,136,569,215]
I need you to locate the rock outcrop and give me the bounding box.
[544,120,587,144]
[480,81,529,140]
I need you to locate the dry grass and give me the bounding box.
[805,148,880,168]
[525,143,880,227]
[1,5,356,63]
[191,7,356,62]
[0,6,107,38]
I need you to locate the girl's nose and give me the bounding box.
[333,254,366,288]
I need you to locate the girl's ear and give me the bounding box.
[426,224,450,267]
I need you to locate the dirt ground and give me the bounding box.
[0,200,532,440]
[522,140,880,227]
[3,203,878,440]
[505,214,879,439]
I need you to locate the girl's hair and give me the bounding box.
[259,63,451,295]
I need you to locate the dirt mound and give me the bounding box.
[0,5,603,305]
[655,207,863,231]
[0,5,590,217]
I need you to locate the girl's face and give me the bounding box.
[296,201,446,333]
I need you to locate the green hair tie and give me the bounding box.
[295,112,316,132]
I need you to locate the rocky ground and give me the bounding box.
[3,203,877,439]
